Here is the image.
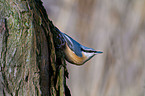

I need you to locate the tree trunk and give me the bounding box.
[0,0,70,96]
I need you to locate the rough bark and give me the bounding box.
[0,0,70,96]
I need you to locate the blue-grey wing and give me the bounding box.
[56,27,83,57]
[63,33,83,57]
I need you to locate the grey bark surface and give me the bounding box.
[0,0,70,96]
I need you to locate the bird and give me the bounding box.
[56,28,103,65]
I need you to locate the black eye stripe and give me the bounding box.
[81,48,96,53]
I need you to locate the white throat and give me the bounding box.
[82,51,96,58]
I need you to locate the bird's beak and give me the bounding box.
[96,51,103,54]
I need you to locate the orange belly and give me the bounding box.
[64,44,87,65]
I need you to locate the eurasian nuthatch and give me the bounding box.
[56,28,103,65]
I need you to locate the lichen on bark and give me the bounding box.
[0,0,70,96]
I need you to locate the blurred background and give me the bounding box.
[42,0,145,96]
